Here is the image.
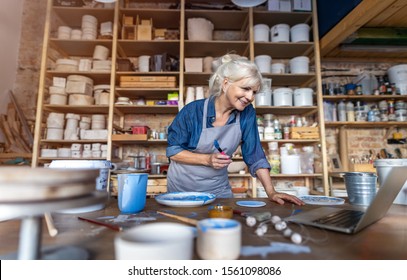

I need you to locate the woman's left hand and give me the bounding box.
[268,192,305,206]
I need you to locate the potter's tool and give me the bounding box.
[44,213,58,237]
[78,216,123,232]
[156,211,198,226]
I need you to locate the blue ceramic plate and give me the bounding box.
[155,192,216,207]
[236,200,266,207]
[299,195,345,205]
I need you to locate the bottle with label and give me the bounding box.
[273,119,282,140]
[346,101,355,122]
[337,100,346,122]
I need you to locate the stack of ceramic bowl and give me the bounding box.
[55,59,79,72]
[46,112,65,140]
[82,15,98,40]
[64,113,80,140]
[91,114,106,130]
[70,29,82,40]
[57,26,71,39]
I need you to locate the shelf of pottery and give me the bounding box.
[248,4,328,197]
[32,2,117,166]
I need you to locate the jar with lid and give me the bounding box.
[273,119,282,140]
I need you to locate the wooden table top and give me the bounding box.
[1,197,406,260]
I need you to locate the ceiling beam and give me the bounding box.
[319,0,397,57]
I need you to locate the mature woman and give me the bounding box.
[166,55,304,205]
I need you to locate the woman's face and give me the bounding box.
[223,78,260,111]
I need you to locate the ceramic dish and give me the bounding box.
[298,195,345,205]
[235,200,266,207]
[155,192,216,207]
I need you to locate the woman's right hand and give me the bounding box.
[208,153,232,169]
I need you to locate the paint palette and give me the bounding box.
[155,192,216,207]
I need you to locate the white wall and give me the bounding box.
[0,0,24,141]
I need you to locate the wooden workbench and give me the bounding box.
[0,197,406,260]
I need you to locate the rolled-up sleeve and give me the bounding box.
[240,105,271,176]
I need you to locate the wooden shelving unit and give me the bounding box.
[33,0,329,196]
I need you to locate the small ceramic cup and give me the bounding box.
[196,218,241,260]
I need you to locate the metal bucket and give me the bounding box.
[343,172,377,206]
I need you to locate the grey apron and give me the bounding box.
[167,98,242,198]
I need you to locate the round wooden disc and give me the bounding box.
[0,167,100,202]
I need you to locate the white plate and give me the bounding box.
[236,200,266,207]
[299,195,345,205]
[155,192,216,207]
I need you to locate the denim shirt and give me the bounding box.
[166,96,271,177]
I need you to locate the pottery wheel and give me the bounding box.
[0,167,99,202]
[0,167,107,260]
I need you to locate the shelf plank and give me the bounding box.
[260,139,320,144]
[323,95,407,101]
[254,105,318,115]
[41,140,108,144]
[325,121,407,128]
[112,139,167,145]
[43,105,109,114]
[270,173,323,178]
[114,105,179,114]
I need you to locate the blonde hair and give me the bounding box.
[208,54,263,97]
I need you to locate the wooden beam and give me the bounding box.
[320,0,398,57]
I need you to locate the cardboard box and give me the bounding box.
[290,127,319,139]
[122,15,133,26]
[120,76,176,82]
[185,58,203,72]
[137,18,152,40]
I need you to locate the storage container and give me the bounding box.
[273,87,293,106]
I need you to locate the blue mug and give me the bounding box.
[117,173,148,213]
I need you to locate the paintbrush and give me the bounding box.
[156,211,198,226]
[78,216,123,232]
[214,139,226,155]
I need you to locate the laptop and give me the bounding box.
[285,166,407,234]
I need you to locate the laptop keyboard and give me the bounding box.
[312,209,365,228]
